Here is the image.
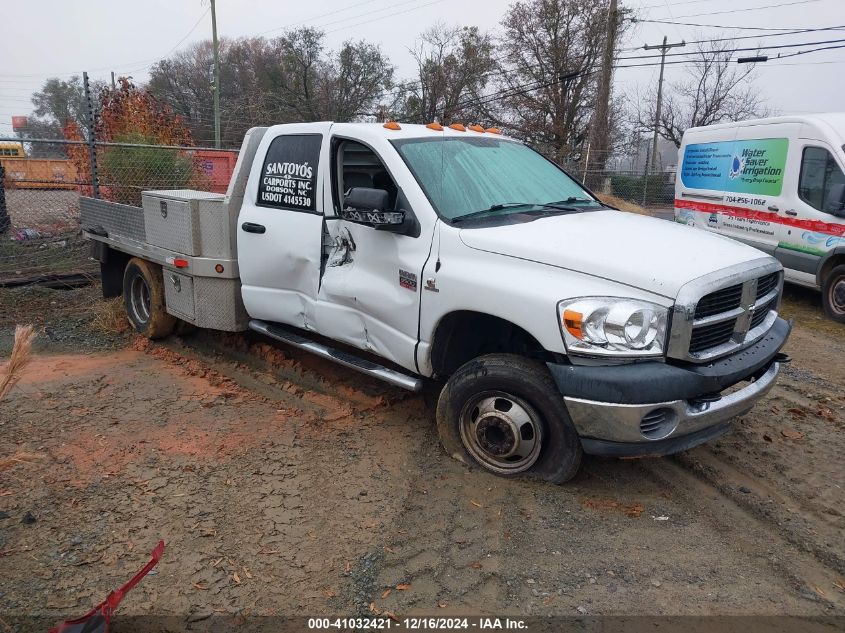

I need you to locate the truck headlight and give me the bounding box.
[557,298,668,358]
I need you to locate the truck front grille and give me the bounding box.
[695,283,743,319]
[668,262,783,363]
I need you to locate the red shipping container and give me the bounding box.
[192,150,238,193]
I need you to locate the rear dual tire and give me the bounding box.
[122,258,176,339]
[436,353,583,484]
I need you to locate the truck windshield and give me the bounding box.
[392,136,602,221]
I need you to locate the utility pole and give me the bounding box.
[587,0,619,186]
[210,0,221,148]
[644,36,685,170]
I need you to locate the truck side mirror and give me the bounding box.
[824,183,845,216]
[342,187,406,229]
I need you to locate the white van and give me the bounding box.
[674,114,845,322]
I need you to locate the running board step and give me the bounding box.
[249,320,424,392]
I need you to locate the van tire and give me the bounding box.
[123,258,176,339]
[436,353,583,484]
[822,264,845,323]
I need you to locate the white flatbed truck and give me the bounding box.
[81,122,791,483]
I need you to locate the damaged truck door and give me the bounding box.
[238,124,330,329]
[316,129,436,371]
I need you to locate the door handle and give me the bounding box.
[241,222,266,234]
[784,209,798,216]
[767,205,779,212]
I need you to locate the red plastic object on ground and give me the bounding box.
[49,540,165,633]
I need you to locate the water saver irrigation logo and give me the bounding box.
[729,154,745,180]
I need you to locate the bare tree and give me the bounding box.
[637,39,770,148]
[485,0,608,165]
[147,30,393,145]
[398,23,495,124]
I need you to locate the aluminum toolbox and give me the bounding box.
[142,190,235,258]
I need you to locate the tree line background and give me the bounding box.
[13,0,768,177]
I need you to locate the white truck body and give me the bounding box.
[81,122,791,482]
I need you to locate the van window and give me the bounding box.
[798,147,845,214]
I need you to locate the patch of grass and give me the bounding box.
[91,297,130,335]
[597,193,652,216]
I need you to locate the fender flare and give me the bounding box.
[816,246,845,285]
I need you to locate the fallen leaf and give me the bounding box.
[232,572,241,584]
[381,588,392,599]
[438,602,447,608]
[781,429,805,440]
[369,602,380,614]
[323,588,337,598]
[470,500,482,508]
[816,406,836,421]
[345,561,352,573]
[396,583,411,591]
[384,612,399,622]
[787,408,807,418]
[814,586,827,598]
[834,579,845,592]
[469,562,483,570]
[384,546,395,554]
[192,582,209,590]
[211,557,224,567]
[243,567,253,579]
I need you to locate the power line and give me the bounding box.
[621,24,845,52]
[630,17,841,32]
[668,0,824,19]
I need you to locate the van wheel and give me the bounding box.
[436,354,583,484]
[822,264,845,324]
[123,258,176,339]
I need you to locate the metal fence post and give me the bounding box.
[0,163,8,234]
[82,71,100,198]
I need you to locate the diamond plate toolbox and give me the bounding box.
[142,190,233,258]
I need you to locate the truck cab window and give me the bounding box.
[334,140,399,213]
[798,146,845,214]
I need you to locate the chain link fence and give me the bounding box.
[0,138,238,290]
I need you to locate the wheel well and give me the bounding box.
[819,253,845,285]
[430,311,553,378]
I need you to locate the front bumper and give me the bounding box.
[547,317,791,456]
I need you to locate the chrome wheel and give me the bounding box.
[830,277,845,315]
[459,391,542,475]
[129,274,151,325]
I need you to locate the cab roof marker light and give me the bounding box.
[383,121,401,130]
[468,124,485,133]
[485,127,501,134]
[448,123,466,132]
[426,122,444,131]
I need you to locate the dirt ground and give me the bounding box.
[0,282,844,624]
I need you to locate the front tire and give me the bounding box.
[822,264,845,324]
[122,258,176,339]
[436,354,583,484]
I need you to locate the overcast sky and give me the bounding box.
[1,0,844,133]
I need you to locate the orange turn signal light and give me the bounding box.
[383,121,401,130]
[563,309,583,339]
[485,127,501,135]
[215,264,225,274]
[448,123,466,132]
[468,124,485,133]
[426,122,444,131]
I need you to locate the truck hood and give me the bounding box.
[458,210,765,298]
